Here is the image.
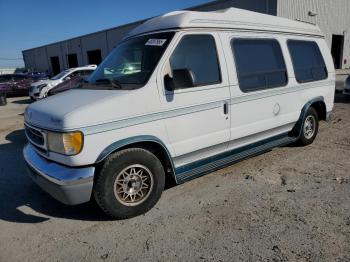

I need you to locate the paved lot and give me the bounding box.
[0,94,349,262]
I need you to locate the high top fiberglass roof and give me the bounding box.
[128,8,323,38]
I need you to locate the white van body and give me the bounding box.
[29,65,97,100]
[23,8,335,218]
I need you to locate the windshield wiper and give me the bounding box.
[95,78,123,89]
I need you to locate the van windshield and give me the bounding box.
[87,32,175,89]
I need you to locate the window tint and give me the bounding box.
[232,39,288,92]
[288,40,327,83]
[170,35,221,87]
[83,70,94,76]
[69,71,81,77]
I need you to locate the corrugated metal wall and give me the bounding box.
[277,0,350,69]
[22,22,143,73]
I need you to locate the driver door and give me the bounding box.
[158,32,231,169]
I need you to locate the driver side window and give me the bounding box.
[70,71,81,77]
[170,34,221,88]
[64,71,79,81]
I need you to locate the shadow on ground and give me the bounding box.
[334,92,350,104]
[11,98,32,105]
[0,129,113,224]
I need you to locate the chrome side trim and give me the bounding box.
[23,144,94,186]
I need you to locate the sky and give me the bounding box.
[0,0,209,68]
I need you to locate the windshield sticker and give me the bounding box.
[145,39,167,46]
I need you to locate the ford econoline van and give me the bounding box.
[23,8,335,219]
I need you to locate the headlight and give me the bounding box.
[47,131,83,155]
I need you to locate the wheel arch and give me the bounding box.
[290,96,326,138]
[96,136,177,185]
[310,100,327,121]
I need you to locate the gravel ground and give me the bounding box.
[0,94,349,262]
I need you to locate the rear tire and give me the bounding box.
[93,148,165,219]
[297,107,319,146]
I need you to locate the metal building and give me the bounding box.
[22,0,349,75]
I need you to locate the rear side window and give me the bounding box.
[232,39,288,92]
[287,40,327,83]
[170,35,221,87]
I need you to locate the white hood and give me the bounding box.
[24,88,156,131]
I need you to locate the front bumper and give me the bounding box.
[23,144,95,205]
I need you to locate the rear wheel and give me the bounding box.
[93,148,165,219]
[297,107,319,146]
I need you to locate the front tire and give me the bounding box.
[93,148,165,219]
[297,107,319,146]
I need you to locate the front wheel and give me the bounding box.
[93,148,165,219]
[297,107,319,146]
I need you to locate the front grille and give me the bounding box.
[32,143,48,154]
[25,125,45,146]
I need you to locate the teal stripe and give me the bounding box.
[230,80,332,105]
[78,80,333,135]
[82,100,223,135]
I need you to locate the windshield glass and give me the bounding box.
[87,32,175,88]
[51,70,71,80]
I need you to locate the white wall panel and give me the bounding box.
[277,0,350,68]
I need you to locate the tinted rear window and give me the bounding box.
[287,40,327,83]
[232,39,288,92]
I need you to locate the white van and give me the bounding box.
[23,8,335,219]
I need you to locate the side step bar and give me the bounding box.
[175,134,297,183]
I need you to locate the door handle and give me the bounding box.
[223,102,229,115]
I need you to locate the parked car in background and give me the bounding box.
[23,8,335,219]
[29,65,96,100]
[0,74,34,97]
[343,75,350,98]
[24,71,50,81]
[48,69,94,96]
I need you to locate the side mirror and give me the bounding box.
[165,69,195,91]
[64,76,71,81]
